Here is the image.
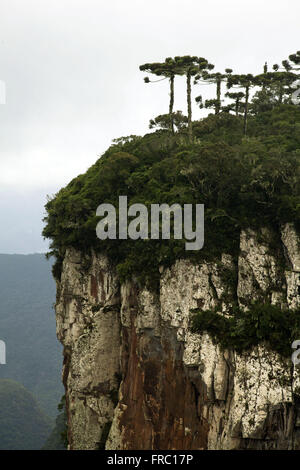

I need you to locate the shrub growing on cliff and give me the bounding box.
[190,302,300,357]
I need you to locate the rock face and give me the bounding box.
[55,224,300,449]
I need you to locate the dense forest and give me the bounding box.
[0,379,51,450]
[43,52,300,358]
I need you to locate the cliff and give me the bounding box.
[55,223,300,450]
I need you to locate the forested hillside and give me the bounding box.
[0,254,63,418]
[0,379,51,450]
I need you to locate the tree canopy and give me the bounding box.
[43,100,300,289]
[139,53,300,137]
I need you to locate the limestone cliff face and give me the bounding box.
[55,224,300,450]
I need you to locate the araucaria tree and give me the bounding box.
[250,63,276,114]
[270,62,297,104]
[139,51,300,142]
[172,56,214,142]
[139,58,178,134]
[224,91,245,116]
[227,73,255,135]
[195,69,233,115]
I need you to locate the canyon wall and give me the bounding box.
[55,224,300,449]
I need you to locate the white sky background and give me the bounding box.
[0,0,299,253]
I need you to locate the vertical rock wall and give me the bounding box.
[55,224,300,449]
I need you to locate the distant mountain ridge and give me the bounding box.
[0,379,51,450]
[0,253,63,418]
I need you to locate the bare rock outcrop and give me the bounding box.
[55,224,300,449]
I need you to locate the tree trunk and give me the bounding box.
[169,74,175,134]
[244,85,249,136]
[278,83,283,104]
[187,71,192,142]
[216,78,221,115]
[262,62,268,91]
[235,98,239,116]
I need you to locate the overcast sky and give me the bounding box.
[0,0,299,253]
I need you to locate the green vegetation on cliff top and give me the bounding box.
[43,105,300,286]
